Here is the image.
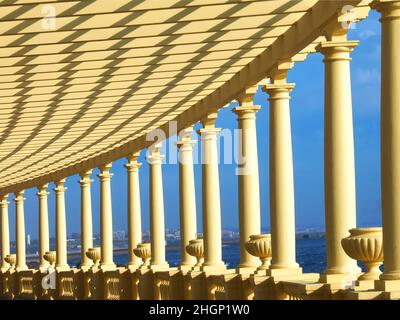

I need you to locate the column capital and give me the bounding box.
[79,169,93,180]
[14,191,25,203]
[0,194,9,205]
[54,179,67,193]
[127,151,141,163]
[269,59,294,84]
[98,163,113,180]
[37,184,49,197]
[147,143,165,164]
[125,161,142,171]
[79,170,93,186]
[125,151,142,171]
[262,83,295,101]
[197,127,221,139]
[232,105,260,120]
[200,111,219,130]
[176,126,197,148]
[371,0,400,20]
[317,40,359,61]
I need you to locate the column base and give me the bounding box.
[267,266,303,277]
[127,264,141,271]
[201,264,226,273]
[149,263,169,272]
[55,265,70,272]
[351,279,376,291]
[319,272,359,288]
[179,264,195,272]
[79,263,93,272]
[39,265,50,273]
[380,271,400,281]
[15,265,28,271]
[236,264,262,274]
[375,279,400,292]
[99,263,116,271]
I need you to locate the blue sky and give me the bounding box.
[6,11,383,240]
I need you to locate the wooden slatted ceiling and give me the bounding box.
[0,0,370,192]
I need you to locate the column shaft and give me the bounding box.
[14,191,27,270]
[37,185,50,270]
[54,180,69,270]
[319,40,360,278]
[233,105,261,272]
[98,164,115,269]
[125,154,142,268]
[1,195,10,271]
[265,84,300,274]
[79,171,94,269]
[147,146,169,270]
[199,123,225,271]
[177,130,197,269]
[375,1,400,280]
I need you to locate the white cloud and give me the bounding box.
[354,68,380,84]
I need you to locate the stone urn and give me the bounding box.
[133,243,151,267]
[86,247,101,267]
[186,239,204,267]
[43,251,57,267]
[341,228,383,280]
[4,254,16,268]
[245,234,272,270]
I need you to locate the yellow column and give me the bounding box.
[54,179,69,270]
[147,144,169,270]
[264,80,301,276]
[79,170,94,269]
[199,113,226,272]
[372,0,400,281]
[318,38,361,282]
[125,152,143,270]
[1,194,10,271]
[176,127,198,270]
[233,88,261,273]
[14,191,27,271]
[37,184,50,271]
[98,163,116,270]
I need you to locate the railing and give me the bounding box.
[0,266,392,300]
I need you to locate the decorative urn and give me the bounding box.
[133,243,151,267]
[341,228,383,280]
[86,247,101,267]
[186,239,204,267]
[4,254,17,268]
[245,234,272,270]
[43,251,57,267]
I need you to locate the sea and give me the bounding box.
[69,238,327,273]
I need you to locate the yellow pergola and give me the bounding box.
[0,0,370,194]
[3,0,400,301]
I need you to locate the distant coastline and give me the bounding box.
[25,231,325,263]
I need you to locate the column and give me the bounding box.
[1,194,10,271]
[264,79,301,276]
[125,152,142,269]
[98,163,116,270]
[318,37,361,281]
[199,113,225,271]
[14,191,27,271]
[79,170,94,269]
[37,184,50,271]
[147,144,169,270]
[176,127,198,270]
[54,179,69,270]
[233,88,261,273]
[372,0,400,282]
